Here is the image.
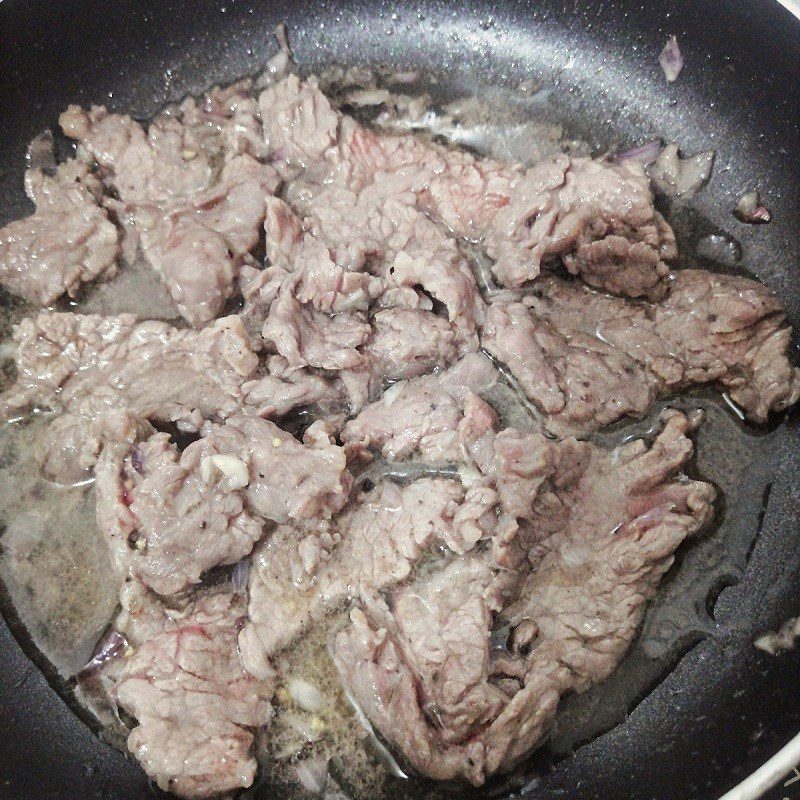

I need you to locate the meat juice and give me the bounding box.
[0,71,788,799]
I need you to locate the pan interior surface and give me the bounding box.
[0,1,799,799]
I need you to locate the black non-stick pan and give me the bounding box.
[1,1,799,798]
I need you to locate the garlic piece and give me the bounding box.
[200,454,250,489]
[382,380,407,407]
[287,677,324,713]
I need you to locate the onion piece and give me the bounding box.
[612,140,661,167]
[78,629,129,677]
[734,191,772,224]
[647,143,715,197]
[288,677,325,713]
[386,70,419,85]
[659,36,684,82]
[755,617,800,656]
[696,234,742,266]
[26,130,57,173]
[283,711,322,742]
[231,558,251,594]
[295,756,329,794]
[345,88,391,107]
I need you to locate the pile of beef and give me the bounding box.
[1,50,798,800]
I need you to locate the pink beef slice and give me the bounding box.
[60,101,278,327]
[238,476,499,679]
[94,415,351,595]
[282,179,486,347]
[475,155,676,296]
[340,352,501,462]
[189,413,353,524]
[363,307,457,382]
[240,364,346,420]
[261,281,371,372]
[0,161,119,304]
[253,200,480,399]
[259,75,674,299]
[95,433,262,596]
[255,81,487,351]
[1,312,258,480]
[115,589,273,798]
[331,412,715,784]
[482,271,800,435]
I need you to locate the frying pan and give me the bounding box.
[1,1,799,798]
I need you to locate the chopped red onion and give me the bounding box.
[735,191,772,224]
[78,629,129,677]
[612,140,661,167]
[130,446,144,474]
[659,36,684,82]
[648,143,715,196]
[231,557,251,594]
[295,756,329,793]
[26,130,57,173]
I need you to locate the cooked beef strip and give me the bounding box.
[95,433,263,596]
[135,154,278,326]
[331,412,715,784]
[481,290,656,435]
[250,199,480,409]
[115,589,273,798]
[240,366,346,419]
[95,414,351,595]
[262,282,372,371]
[340,353,501,461]
[0,161,119,304]
[363,307,458,382]
[191,414,352,524]
[259,74,674,299]
[473,155,676,296]
[60,94,279,327]
[2,312,259,481]
[242,78,491,393]
[280,178,486,347]
[482,271,800,434]
[238,477,499,679]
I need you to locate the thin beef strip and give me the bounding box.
[0,161,119,304]
[60,100,279,326]
[246,175,484,398]
[135,154,278,326]
[363,307,458,381]
[261,280,371,371]
[482,271,800,434]
[95,433,262,596]
[238,476,499,679]
[331,412,715,784]
[115,589,273,798]
[191,414,352,524]
[481,291,655,436]
[253,81,488,365]
[340,353,500,462]
[260,75,674,299]
[472,155,676,296]
[282,178,486,347]
[95,415,351,595]
[1,312,258,481]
